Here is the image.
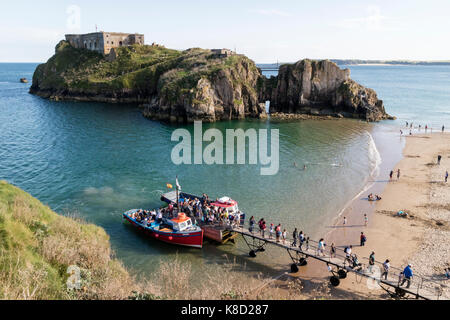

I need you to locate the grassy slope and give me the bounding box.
[0,181,135,300]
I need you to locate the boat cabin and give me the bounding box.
[211,197,239,214]
[167,213,194,232]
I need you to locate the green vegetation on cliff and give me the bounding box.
[0,180,135,300]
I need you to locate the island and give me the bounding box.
[30,32,393,123]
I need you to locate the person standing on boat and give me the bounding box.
[291,228,298,247]
[156,209,163,224]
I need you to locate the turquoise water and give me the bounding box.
[0,63,448,276]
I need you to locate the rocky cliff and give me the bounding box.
[31,41,266,123]
[31,41,391,122]
[263,59,392,121]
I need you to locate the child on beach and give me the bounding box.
[360,232,367,246]
[343,217,347,226]
[364,214,368,226]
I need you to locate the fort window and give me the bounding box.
[119,41,123,47]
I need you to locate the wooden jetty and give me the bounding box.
[228,224,445,300]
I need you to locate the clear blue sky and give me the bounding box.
[1,0,449,62]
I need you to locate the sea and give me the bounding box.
[0,62,449,278]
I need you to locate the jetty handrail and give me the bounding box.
[229,220,445,299]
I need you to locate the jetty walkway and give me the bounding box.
[228,224,445,300]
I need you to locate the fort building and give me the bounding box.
[65,32,145,55]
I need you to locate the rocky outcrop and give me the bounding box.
[30,41,266,123]
[263,59,392,121]
[30,41,391,123]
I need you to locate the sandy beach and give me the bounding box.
[325,132,450,299]
[252,131,450,300]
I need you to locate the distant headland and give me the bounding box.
[30,31,393,123]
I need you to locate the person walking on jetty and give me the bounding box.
[400,264,414,288]
[292,228,298,247]
[282,229,287,244]
[275,224,281,242]
[368,252,376,274]
[330,243,336,258]
[261,220,267,238]
[305,237,310,251]
[360,232,367,247]
[299,231,305,251]
[249,216,256,233]
[269,223,274,239]
[317,238,326,256]
[382,259,390,280]
[364,214,368,226]
[397,169,401,180]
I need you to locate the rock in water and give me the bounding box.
[263,59,391,121]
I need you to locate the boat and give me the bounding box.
[20,78,28,83]
[161,191,246,243]
[123,209,204,248]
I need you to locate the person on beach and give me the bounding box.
[282,229,287,244]
[330,243,336,258]
[364,214,368,226]
[400,130,403,136]
[303,165,307,170]
[382,259,390,280]
[343,217,347,226]
[400,264,413,288]
[445,171,448,183]
[368,252,375,274]
[292,228,298,247]
[445,268,450,279]
[409,130,412,136]
[438,155,442,165]
[360,232,367,247]
[317,238,326,256]
[443,125,445,133]
[406,121,408,127]
[397,169,401,180]
[390,170,394,180]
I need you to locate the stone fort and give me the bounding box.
[65,32,145,55]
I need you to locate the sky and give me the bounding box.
[1,0,450,63]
